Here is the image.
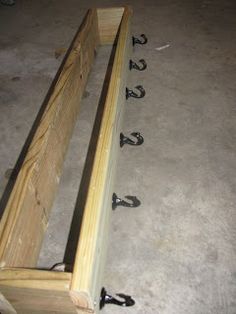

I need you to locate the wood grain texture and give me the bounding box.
[0,9,99,268]
[71,6,132,312]
[0,292,16,314]
[97,7,125,45]
[0,268,71,290]
[0,6,132,314]
[0,268,78,313]
[0,288,77,314]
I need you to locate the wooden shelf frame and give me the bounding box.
[0,6,132,314]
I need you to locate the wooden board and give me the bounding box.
[70,6,132,312]
[0,269,78,314]
[0,292,16,314]
[97,7,125,45]
[0,9,99,268]
[0,6,133,314]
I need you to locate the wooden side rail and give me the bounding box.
[0,6,132,314]
[0,9,99,268]
[71,6,132,309]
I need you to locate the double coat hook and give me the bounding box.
[112,193,141,210]
[132,34,148,46]
[100,287,135,309]
[129,59,147,71]
[126,85,146,99]
[120,132,144,147]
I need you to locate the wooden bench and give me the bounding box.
[0,6,133,313]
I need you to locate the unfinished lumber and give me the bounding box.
[71,6,132,309]
[97,7,125,44]
[0,6,132,314]
[0,268,76,314]
[0,9,99,269]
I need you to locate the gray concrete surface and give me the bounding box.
[0,0,236,313]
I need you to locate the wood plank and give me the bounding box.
[0,268,78,314]
[71,6,132,312]
[0,6,132,314]
[0,292,16,314]
[97,7,125,45]
[0,287,77,314]
[0,268,71,290]
[0,9,99,268]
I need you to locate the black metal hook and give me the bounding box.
[129,59,147,71]
[126,85,146,99]
[112,193,141,210]
[50,262,72,272]
[120,132,144,147]
[132,34,148,46]
[100,287,135,309]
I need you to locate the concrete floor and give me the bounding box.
[0,0,236,313]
